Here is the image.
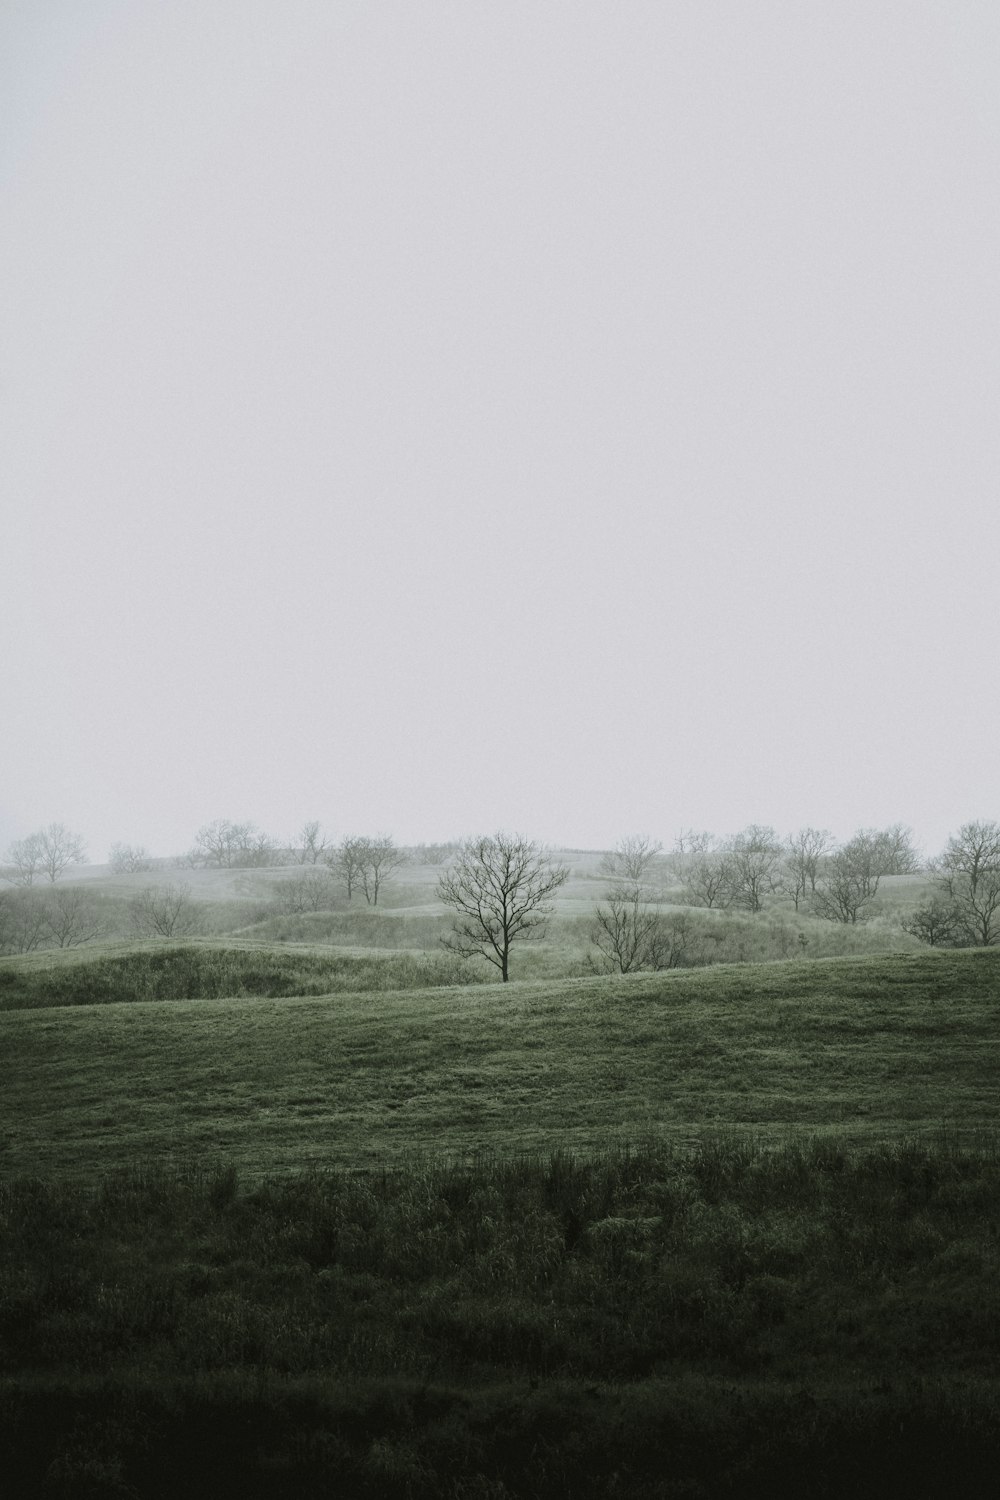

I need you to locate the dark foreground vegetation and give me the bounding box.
[3,1139,1000,1496]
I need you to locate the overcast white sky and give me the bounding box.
[3,1,999,863]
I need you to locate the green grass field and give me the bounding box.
[2,946,997,1180]
[3,941,999,1495]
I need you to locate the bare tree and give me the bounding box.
[784,828,834,911]
[108,842,152,874]
[931,821,1000,947]
[643,912,703,970]
[358,835,407,906]
[324,835,405,905]
[297,821,329,865]
[328,836,368,901]
[42,887,106,948]
[128,884,201,938]
[193,820,234,866]
[591,883,661,973]
[599,835,664,885]
[860,823,922,876]
[901,898,961,948]
[438,833,569,981]
[272,868,336,914]
[811,831,884,924]
[3,833,44,886]
[725,825,783,912]
[674,829,715,856]
[39,824,89,882]
[193,820,278,869]
[591,882,691,973]
[7,825,87,884]
[670,833,732,909]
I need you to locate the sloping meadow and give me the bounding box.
[2,949,998,1179]
[0,940,479,1010]
[3,947,1000,1494]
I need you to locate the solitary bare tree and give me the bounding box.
[438,833,569,982]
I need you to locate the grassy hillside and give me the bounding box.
[2,948,997,1181]
[0,938,479,1010]
[2,854,934,976]
[3,944,999,1493]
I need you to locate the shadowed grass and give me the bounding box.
[2,1140,1000,1496]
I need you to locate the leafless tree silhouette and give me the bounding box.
[439,833,568,982]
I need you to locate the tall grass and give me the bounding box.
[6,1137,999,1385]
[569,906,925,972]
[238,906,453,948]
[3,1139,1000,1495]
[0,942,482,1010]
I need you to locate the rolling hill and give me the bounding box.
[2,946,997,1181]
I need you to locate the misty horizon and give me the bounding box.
[4,3,998,870]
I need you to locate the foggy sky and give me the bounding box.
[3,1,999,863]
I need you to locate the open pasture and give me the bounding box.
[3,943,999,1494]
[2,948,997,1181]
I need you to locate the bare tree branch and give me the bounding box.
[725,825,783,913]
[784,828,834,910]
[931,821,1000,947]
[670,833,733,909]
[109,843,152,874]
[438,833,569,982]
[358,836,407,906]
[811,832,883,924]
[128,884,202,938]
[298,821,329,865]
[42,887,106,947]
[3,833,44,886]
[193,820,279,869]
[599,836,664,885]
